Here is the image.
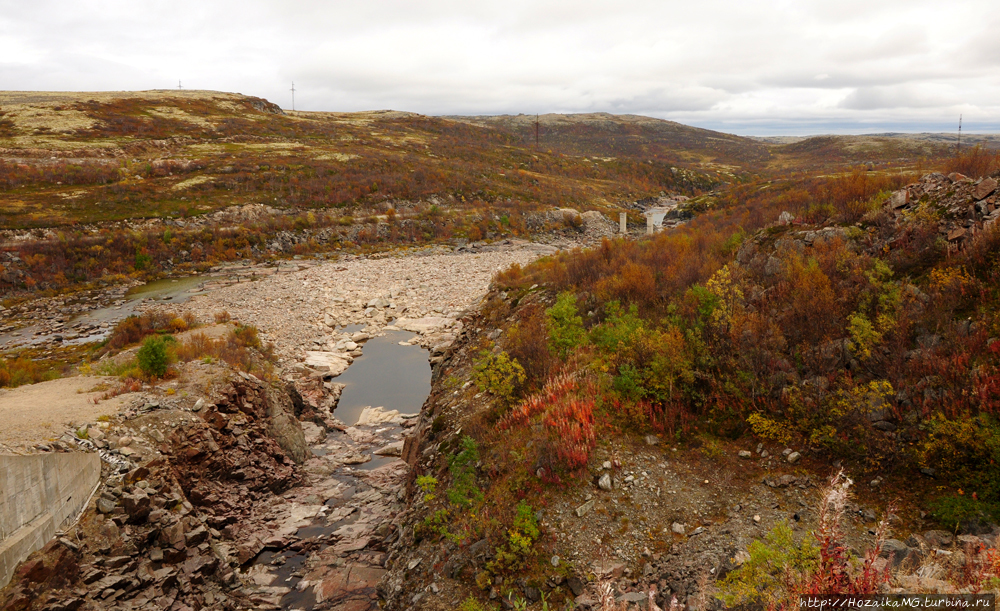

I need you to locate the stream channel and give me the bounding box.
[247,326,431,610]
[0,275,220,349]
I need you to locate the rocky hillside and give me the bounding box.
[0,362,309,611]
[374,169,1000,609]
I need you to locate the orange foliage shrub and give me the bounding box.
[945,146,1000,179]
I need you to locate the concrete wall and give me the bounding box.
[0,453,101,589]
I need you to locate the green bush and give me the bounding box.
[717,522,817,608]
[459,596,495,611]
[473,349,525,406]
[447,436,483,508]
[137,335,174,378]
[487,501,540,575]
[546,291,586,360]
[920,414,1000,504]
[928,495,1000,532]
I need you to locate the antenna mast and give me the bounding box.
[290,82,296,111]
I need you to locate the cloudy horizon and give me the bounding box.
[2,0,998,136]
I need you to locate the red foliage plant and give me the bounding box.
[798,470,892,598]
[543,397,596,470]
[498,373,597,471]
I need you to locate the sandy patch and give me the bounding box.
[313,152,357,162]
[0,376,133,449]
[146,106,215,128]
[172,175,214,190]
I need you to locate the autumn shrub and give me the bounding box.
[543,397,596,470]
[717,522,817,608]
[503,305,553,392]
[0,356,55,388]
[920,414,1000,506]
[104,310,176,352]
[801,472,893,598]
[174,326,274,375]
[590,302,693,408]
[945,145,1000,179]
[499,373,597,471]
[928,495,1000,533]
[473,348,526,407]
[720,471,892,609]
[500,373,578,430]
[486,501,540,575]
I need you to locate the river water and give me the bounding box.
[248,325,432,610]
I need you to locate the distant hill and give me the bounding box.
[448,112,773,167]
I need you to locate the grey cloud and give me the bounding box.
[838,85,954,110]
[0,0,997,135]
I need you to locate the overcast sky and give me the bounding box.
[2,0,998,135]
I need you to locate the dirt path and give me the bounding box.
[0,376,129,451]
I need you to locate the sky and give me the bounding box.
[2,0,999,136]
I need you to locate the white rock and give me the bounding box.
[356,406,401,426]
[304,351,351,377]
[395,316,452,334]
[374,441,404,456]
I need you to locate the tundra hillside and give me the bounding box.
[382,148,1000,610]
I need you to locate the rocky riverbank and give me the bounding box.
[0,236,575,610]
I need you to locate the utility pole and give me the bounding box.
[957,114,962,154]
[178,80,182,90]
[290,82,296,111]
[534,114,539,148]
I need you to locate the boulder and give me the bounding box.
[394,316,452,334]
[122,489,151,521]
[889,190,909,209]
[975,177,998,200]
[356,406,401,426]
[879,539,910,566]
[373,441,404,457]
[923,530,954,548]
[303,351,350,377]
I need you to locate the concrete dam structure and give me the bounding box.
[0,453,101,588]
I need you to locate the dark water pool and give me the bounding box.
[333,330,431,425]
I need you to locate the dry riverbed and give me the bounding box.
[0,238,565,611]
[177,239,559,368]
